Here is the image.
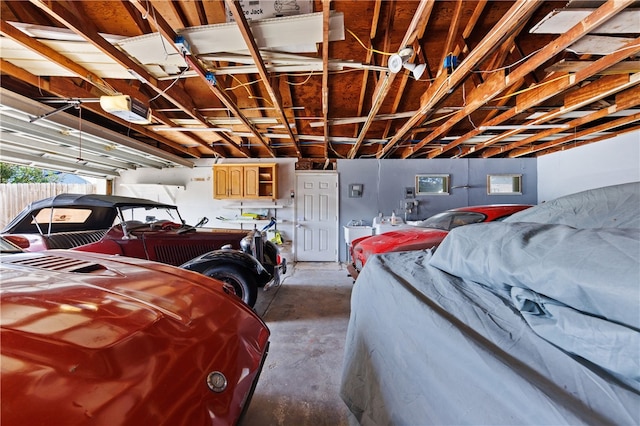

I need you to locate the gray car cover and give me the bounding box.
[340,182,640,425]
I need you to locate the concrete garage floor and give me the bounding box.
[240,261,353,426]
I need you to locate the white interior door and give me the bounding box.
[294,171,339,262]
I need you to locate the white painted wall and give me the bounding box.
[537,130,640,203]
[114,158,297,243]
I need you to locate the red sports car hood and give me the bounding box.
[355,227,449,257]
[1,251,269,425]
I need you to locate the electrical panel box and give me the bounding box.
[349,184,363,198]
[405,187,415,198]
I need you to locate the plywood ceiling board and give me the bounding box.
[8,21,126,43]
[568,34,636,54]
[116,32,188,68]
[179,12,344,54]
[531,9,640,34]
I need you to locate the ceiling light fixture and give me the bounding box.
[388,47,426,80]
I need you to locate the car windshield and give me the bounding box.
[412,211,486,231]
[117,205,184,225]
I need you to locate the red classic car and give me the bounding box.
[0,236,270,425]
[1,194,286,307]
[348,204,532,279]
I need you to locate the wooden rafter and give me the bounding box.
[121,1,153,33]
[437,0,464,78]
[0,0,636,162]
[460,36,640,157]
[546,60,640,74]
[348,0,434,159]
[409,32,531,158]
[194,1,209,26]
[353,0,383,140]
[3,0,53,25]
[511,110,640,157]
[126,0,274,157]
[27,0,250,158]
[0,19,116,96]
[407,22,530,158]
[277,75,299,151]
[482,74,640,157]
[226,0,300,158]
[381,11,430,143]
[483,84,640,158]
[420,0,635,159]
[377,0,541,159]
[0,18,234,157]
[462,0,487,48]
[536,124,640,156]
[0,58,201,159]
[169,1,190,28]
[452,0,487,88]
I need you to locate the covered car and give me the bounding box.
[1,194,286,307]
[0,238,270,425]
[348,204,531,278]
[340,182,640,425]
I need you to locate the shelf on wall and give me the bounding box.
[218,200,286,230]
[222,219,285,225]
[222,203,286,209]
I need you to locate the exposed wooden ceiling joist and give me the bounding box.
[418,0,636,159]
[462,36,640,157]
[348,0,434,158]
[0,0,636,169]
[127,0,272,157]
[377,0,542,159]
[226,0,301,158]
[483,84,640,157]
[24,0,249,158]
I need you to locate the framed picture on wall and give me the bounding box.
[487,174,522,195]
[415,174,450,195]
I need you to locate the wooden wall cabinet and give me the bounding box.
[213,163,278,200]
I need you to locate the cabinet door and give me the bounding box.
[258,165,277,198]
[213,166,229,199]
[213,163,277,199]
[243,166,260,198]
[228,166,244,198]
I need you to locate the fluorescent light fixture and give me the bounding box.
[479,124,570,130]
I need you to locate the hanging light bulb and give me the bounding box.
[403,62,426,80]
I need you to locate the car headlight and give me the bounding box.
[240,236,252,251]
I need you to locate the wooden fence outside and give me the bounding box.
[0,183,96,230]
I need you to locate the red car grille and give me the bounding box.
[153,244,219,266]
